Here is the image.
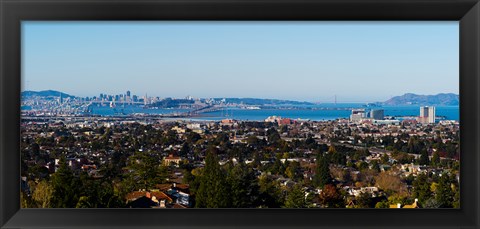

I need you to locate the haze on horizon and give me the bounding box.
[22,21,459,103]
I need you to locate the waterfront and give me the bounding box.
[86,104,460,121]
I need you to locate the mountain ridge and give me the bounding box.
[383,93,459,106]
[22,90,76,98]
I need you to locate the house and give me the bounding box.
[171,126,185,134]
[389,199,419,208]
[163,154,181,166]
[402,199,419,208]
[278,118,292,125]
[125,190,173,208]
[154,183,191,207]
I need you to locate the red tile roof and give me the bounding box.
[125,191,147,201]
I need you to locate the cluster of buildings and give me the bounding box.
[21,94,459,208]
[264,116,303,125]
[350,106,436,124]
[125,183,190,208]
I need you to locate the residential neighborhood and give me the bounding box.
[20,113,460,208]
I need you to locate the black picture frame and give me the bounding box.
[1,0,479,228]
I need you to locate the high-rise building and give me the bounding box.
[127,91,131,97]
[350,109,366,122]
[418,106,435,124]
[370,109,384,120]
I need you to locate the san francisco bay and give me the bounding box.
[87,104,459,121]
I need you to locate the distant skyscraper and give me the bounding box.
[127,91,131,97]
[418,106,435,124]
[370,109,384,120]
[350,109,366,122]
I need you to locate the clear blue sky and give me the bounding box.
[22,21,459,103]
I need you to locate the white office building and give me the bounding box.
[418,106,435,124]
[350,109,366,122]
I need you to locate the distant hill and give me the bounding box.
[383,93,459,106]
[218,98,315,106]
[21,90,75,98]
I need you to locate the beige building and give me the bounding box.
[164,154,181,166]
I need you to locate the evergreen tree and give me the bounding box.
[257,174,283,208]
[284,184,306,208]
[355,192,374,208]
[313,152,332,188]
[50,156,79,208]
[195,151,230,208]
[435,173,454,207]
[431,152,441,167]
[412,173,432,206]
[266,127,281,143]
[125,151,168,190]
[418,149,430,165]
[285,161,301,181]
[407,136,422,154]
[226,162,259,207]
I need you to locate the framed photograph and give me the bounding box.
[1,0,479,228]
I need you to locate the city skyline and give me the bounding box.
[21,88,459,104]
[22,21,459,103]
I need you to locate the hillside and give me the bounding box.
[21,90,75,98]
[383,93,459,106]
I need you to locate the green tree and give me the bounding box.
[195,151,230,208]
[412,173,432,206]
[32,180,54,208]
[226,162,259,208]
[125,151,168,190]
[407,136,422,154]
[313,152,332,188]
[284,184,306,208]
[257,174,283,208]
[266,128,281,143]
[418,149,430,165]
[330,150,347,165]
[50,156,79,208]
[435,173,454,208]
[375,200,390,208]
[355,192,374,208]
[285,161,301,181]
[431,152,441,167]
[76,196,93,208]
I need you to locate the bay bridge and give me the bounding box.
[85,102,230,118]
[181,105,227,116]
